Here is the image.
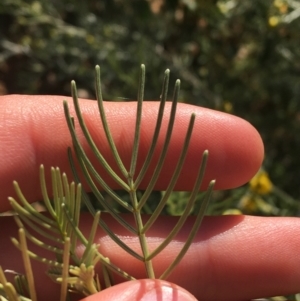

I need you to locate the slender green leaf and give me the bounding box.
[18,229,37,301]
[142,113,196,234]
[134,69,169,187]
[95,65,128,178]
[159,180,215,280]
[70,81,129,190]
[129,64,145,182]
[138,80,181,210]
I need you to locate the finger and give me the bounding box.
[1,214,300,301]
[0,95,263,211]
[79,279,197,301]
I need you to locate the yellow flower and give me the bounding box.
[223,101,233,113]
[249,170,273,195]
[269,16,280,27]
[222,209,242,215]
[273,0,288,13]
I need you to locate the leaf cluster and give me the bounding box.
[0,65,214,300]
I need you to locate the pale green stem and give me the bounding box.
[18,229,37,301]
[129,181,155,278]
[60,238,70,301]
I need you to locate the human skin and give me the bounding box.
[1,95,300,301]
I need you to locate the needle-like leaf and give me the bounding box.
[95,65,128,178]
[129,64,145,182]
[6,64,215,299]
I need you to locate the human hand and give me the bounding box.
[0,95,299,301]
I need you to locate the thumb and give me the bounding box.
[79,279,197,301]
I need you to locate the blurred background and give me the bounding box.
[1,0,300,218]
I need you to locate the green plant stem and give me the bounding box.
[60,238,70,301]
[130,184,155,278]
[18,229,37,301]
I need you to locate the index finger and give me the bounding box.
[0,95,263,211]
